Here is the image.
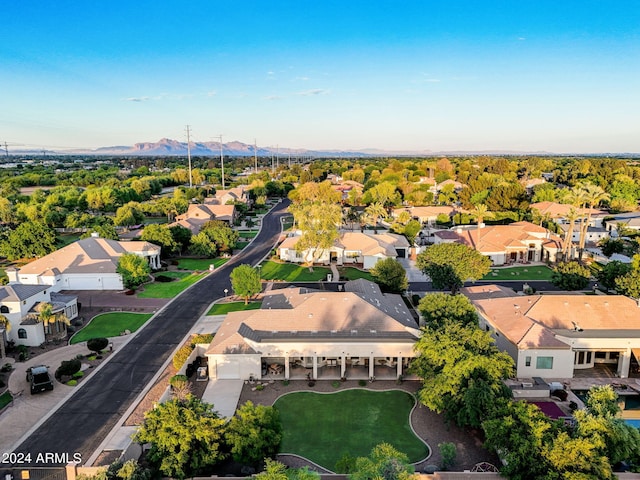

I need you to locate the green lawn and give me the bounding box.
[482,265,554,281]
[175,258,229,271]
[275,390,428,469]
[238,231,258,239]
[137,272,207,298]
[56,233,81,248]
[70,312,153,344]
[260,261,331,282]
[207,301,262,315]
[338,267,374,282]
[0,390,12,410]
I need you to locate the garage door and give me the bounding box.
[216,361,240,379]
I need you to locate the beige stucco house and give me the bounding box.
[391,206,457,226]
[278,231,410,269]
[7,236,161,291]
[463,284,640,379]
[433,221,563,265]
[205,279,420,381]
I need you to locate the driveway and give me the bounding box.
[9,199,291,466]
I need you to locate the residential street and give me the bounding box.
[10,199,291,467]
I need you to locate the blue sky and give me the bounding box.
[1,1,639,153]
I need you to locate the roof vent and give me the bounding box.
[351,329,358,334]
[331,329,337,334]
[370,329,377,334]
[308,313,313,318]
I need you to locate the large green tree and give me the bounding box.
[369,258,408,293]
[551,260,591,290]
[416,243,491,293]
[417,293,478,330]
[116,253,151,289]
[230,264,262,304]
[0,221,57,260]
[225,401,282,466]
[134,397,226,479]
[141,224,179,257]
[412,323,514,427]
[350,443,414,480]
[200,220,239,254]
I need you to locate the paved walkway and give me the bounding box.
[398,257,430,283]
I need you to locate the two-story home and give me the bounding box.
[0,283,78,347]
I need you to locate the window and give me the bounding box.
[536,356,554,369]
[18,328,27,339]
[525,356,531,367]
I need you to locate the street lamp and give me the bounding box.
[224,288,228,297]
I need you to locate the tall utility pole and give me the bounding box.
[288,152,291,168]
[218,134,225,190]
[185,125,193,187]
[2,142,8,158]
[276,144,279,170]
[253,139,258,173]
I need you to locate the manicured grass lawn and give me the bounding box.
[175,258,229,271]
[482,265,554,281]
[275,390,428,469]
[70,312,153,344]
[207,301,262,315]
[338,267,374,282]
[260,261,331,282]
[137,272,207,298]
[0,391,12,410]
[236,241,250,250]
[238,231,258,239]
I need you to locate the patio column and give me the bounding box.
[397,356,403,378]
[341,356,346,378]
[284,355,290,380]
[312,355,318,380]
[618,348,632,378]
[369,355,375,379]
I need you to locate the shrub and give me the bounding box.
[308,381,315,387]
[72,371,85,379]
[335,453,356,474]
[67,380,78,386]
[87,337,109,353]
[358,379,367,387]
[170,374,189,387]
[1,363,12,373]
[173,344,194,370]
[255,384,265,391]
[332,380,341,388]
[56,358,82,378]
[439,442,457,470]
[154,275,174,283]
[282,379,290,386]
[191,333,214,346]
[87,355,97,361]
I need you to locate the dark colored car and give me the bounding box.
[26,365,54,394]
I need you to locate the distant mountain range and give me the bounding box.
[6,138,639,157]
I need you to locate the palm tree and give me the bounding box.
[0,314,10,359]
[364,202,387,234]
[470,204,492,251]
[562,207,579,260]
[33,302,70,341]
[345,207,362,231]
[577,184,610,259]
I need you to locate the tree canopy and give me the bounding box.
[230,264,262,304]
[369,258,408,293]
[116,253,151,289]
[416,243,491,293]
[417,293,478,330]
[551,260,591,290]
[225,401,282,466]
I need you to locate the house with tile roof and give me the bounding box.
[278,231,410,269]
[432,221,563,265]
[462,284,640,379]
[530,201,608,226]
[206,185,250,206]
[205,279,420,381]
[170,203,236,234]
[6,235,161,291]
[391,206,457,225]
[0,283,78,347]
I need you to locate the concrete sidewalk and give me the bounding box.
[0,335,132,454]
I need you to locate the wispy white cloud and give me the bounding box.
[296,88,329,96]
[264,95,283,101]
[125,96,150,102]
[207,90,217,97]
[518,37,526,41]
[294,76,310,81]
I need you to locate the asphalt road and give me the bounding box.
[12,199,291,466]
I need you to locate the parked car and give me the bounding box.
[26,365,54,394]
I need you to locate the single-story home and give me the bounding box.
[278,231,410,269]
[0,283,78,347]
[603,213,640,234]
[391,206,457,225]
[172,203,237,235]
[205,279,420,381]
[7,235,161,291]
[530,201,608,227]
[463,284,640,379]
[432,221,563,265]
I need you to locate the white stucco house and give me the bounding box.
[433,221,563,265]
[463,284,640,379]
[278,231,410,269]
[0,284,78,347]
[205,279,420,381]
[7,236,161,291]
